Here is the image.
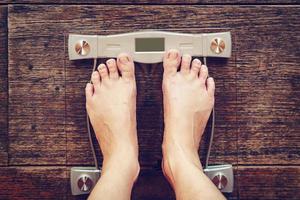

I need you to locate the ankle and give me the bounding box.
[101,143,140,180]
[102,154,140,183]
[162,142,202,183]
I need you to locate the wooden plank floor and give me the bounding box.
[4,0,300,4]
[0,6,7,166]
[0,2,299,200]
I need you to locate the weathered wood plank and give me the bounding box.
[66,115,102,166]
[238,166,300,200]
[9,116,66,165]
[6,5,265,37]
[235,7,300,165]
[8,9,66,164]
[0,167,68,200]
[0,6,8,166]
[132,169,175,200]
[6,0,300,4]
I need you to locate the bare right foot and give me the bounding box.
[86,53,140,195]
[161,49,215,187]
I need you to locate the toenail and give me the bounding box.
[119,56,129,64]
[169,51,178,59]
[107,59,114,65]
[99,64,106,69]
[194,59,200,64]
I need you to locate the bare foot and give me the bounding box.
[161,49,215,186]
[85,53,139,182]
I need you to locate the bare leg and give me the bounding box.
[86,53,140,200]
[162,49,225,200]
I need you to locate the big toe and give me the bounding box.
[85,82,94,102]
[117,53,135,81]
[163,49,181,76]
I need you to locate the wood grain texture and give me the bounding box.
[0,6,8,166]
[6,0,300,4]
[0,167,68,200]
[8,23,66,164]
[235,7,300,165]
[238,166,300,200]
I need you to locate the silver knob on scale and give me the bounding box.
[210,37,226,54]
[212,173,228,190]
[77,175,94,192]
[75,40,91,56]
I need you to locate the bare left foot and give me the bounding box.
[161,49,215,185]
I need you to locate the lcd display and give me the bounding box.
[135,38,165,52]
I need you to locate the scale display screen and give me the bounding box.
[135,38,165,52]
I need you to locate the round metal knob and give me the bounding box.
[212,173,228,190]
[77,175,94,192]
[75,40,90,56]
[210,37,225,54]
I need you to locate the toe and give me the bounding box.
[180,54,192,75]
[85,82,94,101]
[106,59,119,80]
[98,63,109,82]
[91,71,101,86]
[190,58,201,78]
[117,53,135,81]
[199,64,208,83]
[163,49,181,76]
[207,77,215,97]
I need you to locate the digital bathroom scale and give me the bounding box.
[68,30,231,63]
[68,30,234,195]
